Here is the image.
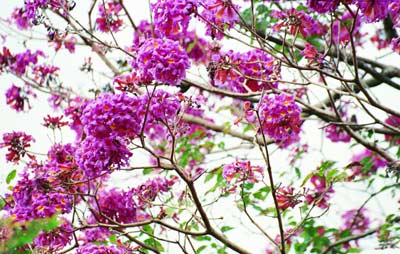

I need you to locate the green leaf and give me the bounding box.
[295,167,301,178]
[142,225,154,235]
[6,169,17,184]
[196,245,207,253]
[301,172,314,187]
[142,167,153,175]
[221,226,234,232]
[144,238,164,252]
[196,235,212,241]
[0,198,5,210]
[109,234,117,244]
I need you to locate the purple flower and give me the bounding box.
[75,135,132,178]
[258,94,302,147]
[152,0,197,39]
[213,49,278,93]
[306,0,340,13]
[33,219,73,252]
[272,8,326,38]
[341,208,370,234]
[10,49,44,75]
[222,160,263,192]
[0,131,35,163]
[385,114,400,144]
[349,149,387,179]
[5,84,26,112]
[357,0,390,22]
[136,38,190,85]
[11,8,32,30]
[96,0,123,32]
[332,11,362,44]
[81,93,140,139]
[75,243,128,254]
[305,175,333,209]
[200,0,241,40]
[6,172,72,221]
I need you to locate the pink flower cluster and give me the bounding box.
[258,94,302,147]
[306,0,340,14]
[81,93,140,139]
[305,175,333,209]
[0,131,35,163]
[89,177,177,226]
[324,105,353,143]
[152,0,197,39]
[301,43,322,66]
[341,208,370,235]
[384,114,400,144]
[349,149,387,179]
[213,49,279,93]
[33,219,73,252]
[75,243,128,254]
[76,90,182,178]
[272,8,325,38]
[5,84,32,112]
[5,171,72,221]
[223,160,263,192]
[136,38,190,85]
[96,0,123,32]
[276,186,301,211]
[356,0,391,23]
[200,0,241,40]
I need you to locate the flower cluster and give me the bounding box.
[75,135,132,179]
[200,0,241,40]
[332,11,362,44]
[257,94,302,147]
[356,0,390,23]
[136,38,190,85]
[212,49,279,93]
[5,171,72,221]
[5,84,30,112]
[75,243,128,254]
[133,20,209,64]
[32,64,59,85]
[96,0,123,32]
[306,0,340,14]
[222,160,263,192]
[324,105,353,143]
[152,0,197,39]
[348,149,387,179]
[384,114,400,144]
[33,219,73,253]
[301,43,322,66]
[77,93,140,177]
[81,93,140,139]
[272,8,325,38]
[11,8,31,30]
[276,186,301,211]
[89,177,177,226]
[10,49,45,75]
[305,175,333,209]
[0,131,35,163]
[341,208,370,235]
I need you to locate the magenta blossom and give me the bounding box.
[96,0,123,32]
[136,38,190,85]
[152,0,197,39]
[257,94,302,148]
[0,131,35,164]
